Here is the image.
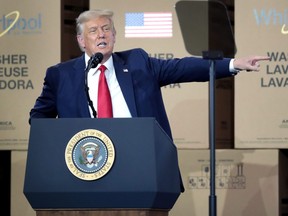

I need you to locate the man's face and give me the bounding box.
[77,16,116,63]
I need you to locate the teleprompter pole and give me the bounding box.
[203,50,223,216]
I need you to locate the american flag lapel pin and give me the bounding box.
[123,68,129,73]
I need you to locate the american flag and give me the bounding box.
[125,12,173,38]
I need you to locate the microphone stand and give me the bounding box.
[202,50,223,216]
[84,53,103,118]
[84,61,97,118]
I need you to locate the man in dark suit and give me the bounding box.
[29,9,269,193]
[29,9,269,139]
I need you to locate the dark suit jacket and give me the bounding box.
[30,48,233,139]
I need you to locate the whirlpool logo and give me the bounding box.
[0,11,42,38]
[253,8,288,35]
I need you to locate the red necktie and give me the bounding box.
[97,65,113,118]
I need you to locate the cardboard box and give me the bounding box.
[170,149,285,216]
[234,0,288,149]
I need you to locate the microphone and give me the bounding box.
[84,52,104,118]
[86,52,104,71]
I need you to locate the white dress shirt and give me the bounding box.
[85,53,132,118]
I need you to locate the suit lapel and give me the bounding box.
[113,55,138,117]
[72,55,91,117]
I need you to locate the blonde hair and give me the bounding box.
[76,9,116,36]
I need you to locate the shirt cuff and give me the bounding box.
[229,59,240,74]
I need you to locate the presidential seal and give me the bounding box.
[65,129,115,181]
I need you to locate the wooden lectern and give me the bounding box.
[24,118,182,216]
